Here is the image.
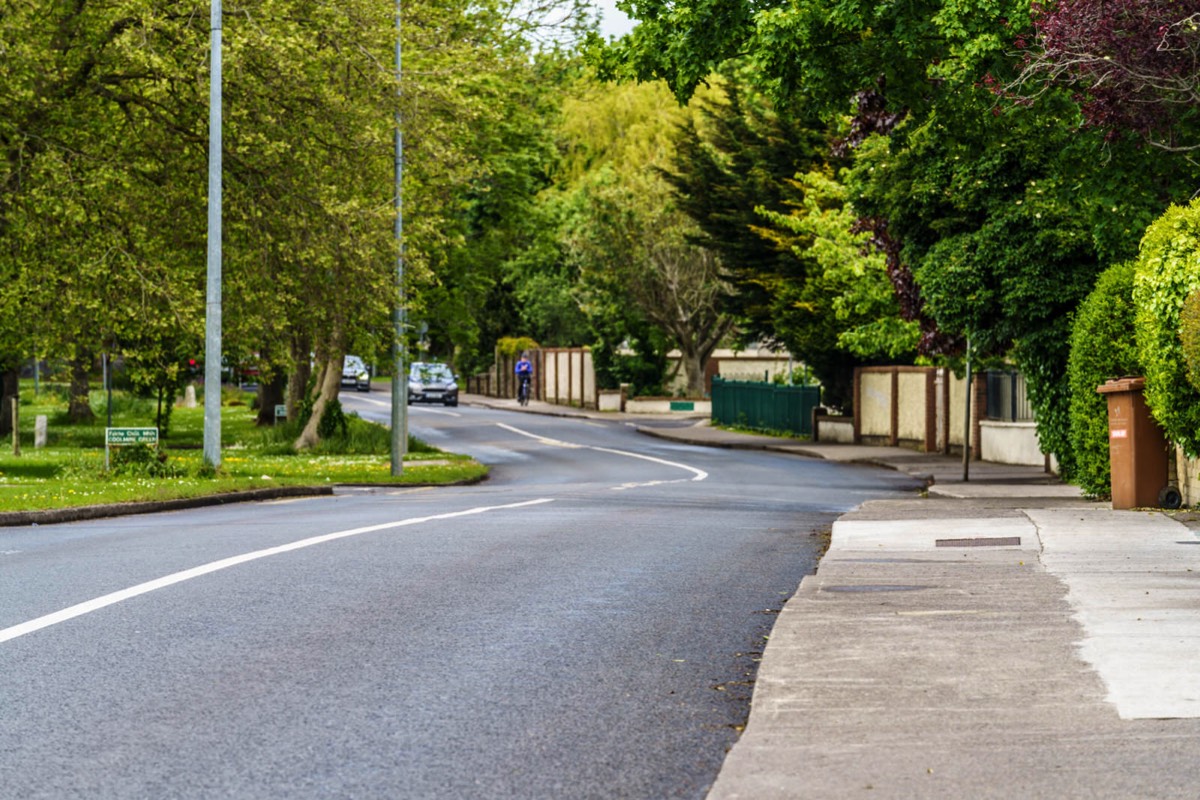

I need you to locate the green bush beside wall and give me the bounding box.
[1179,290,1200,393]
[1066,261,1140,497]
[1133,200,1200,456]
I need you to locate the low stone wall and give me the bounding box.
[625,398,711,414]
[1174,447,1200,507]
[598,390,623,412]
[979,421,1045,467]
[815,417,854,444]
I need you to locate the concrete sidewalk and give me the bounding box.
[466,400,1200,795]
[631,420,1200,797]
[707,501,1200,799]
[632,418,1076,494]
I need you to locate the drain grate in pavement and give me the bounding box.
[935,536,1022,548]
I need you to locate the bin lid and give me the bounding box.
[1096,376,1146,394]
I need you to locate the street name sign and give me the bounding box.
[105,427,159,446]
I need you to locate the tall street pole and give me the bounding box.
[962,335,971,483]
[390,0,408,476]
[203,0,223,469]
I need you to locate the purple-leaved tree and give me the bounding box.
[1015,0,1200,149]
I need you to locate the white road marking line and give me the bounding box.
[496,424,582,449]
[346,396,462,417]
[411,407,462,417]
[590,444,708,481]
[612,480,689,491]
[496,423,708,483]
[350,395,391,407]
[0,498,554,645]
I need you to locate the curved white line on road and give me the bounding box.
[612,479,690,491]
[496,423,708,482]
[0,498,554,645]
[495,424,583,449]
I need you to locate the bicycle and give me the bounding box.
[517,374,531,406]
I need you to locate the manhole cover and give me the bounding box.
[822,585,930,593]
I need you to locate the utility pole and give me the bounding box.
[962,335,971,482]
[203,0,223,469]
[390,0,408,476]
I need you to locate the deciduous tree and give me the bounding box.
[1014,0,1200,150]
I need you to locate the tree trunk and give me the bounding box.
[311,357,328,403]
[68,357,95,424]
[288,335,312,422]
[294,354,342,450]
[679,347,706,398]
[257,373,287,426]
[0,367,18,437]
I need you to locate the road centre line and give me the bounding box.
[349,395,461,417]
[352,395,391,407]
[0,498,554,645]
[409,406,462,417]
[496,423,708,482]
[612,479,689,491]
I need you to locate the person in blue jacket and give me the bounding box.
[515,353,533,404]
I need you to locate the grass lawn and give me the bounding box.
[0,381,486,514]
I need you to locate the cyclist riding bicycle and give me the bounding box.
[514,352,533,405]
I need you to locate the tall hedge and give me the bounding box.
[1066,261,1141,497]
[1180,290,1200,392]
[1133,200,1200,456]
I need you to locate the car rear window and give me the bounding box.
[412,364,453,380]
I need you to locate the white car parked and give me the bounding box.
[341,355,371,392]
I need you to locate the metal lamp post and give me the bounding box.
[390,0,408,476]
[204,1,405,472]
[203,0,223,469]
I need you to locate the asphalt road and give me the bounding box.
[0,399,921,799]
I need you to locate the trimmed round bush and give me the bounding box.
[1133,199,1200,456]
[1066,261,1140,497]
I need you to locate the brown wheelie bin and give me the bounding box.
[1097,377,1180,509]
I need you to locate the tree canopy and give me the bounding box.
[0,0,587,444]
[586,0,1200,469]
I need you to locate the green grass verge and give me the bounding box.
[711,422,810,440]
[0,381,486,513]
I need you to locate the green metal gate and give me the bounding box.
[710,377,821,436]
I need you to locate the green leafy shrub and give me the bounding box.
[1180,290,1200,392]
[249,413,437,456]
[316,398,349,440]
[1066,261,1141,497]
[109,444,183,478]
[496,337,540,359]
[1134,200,1200,456]
[84,390,155,421]
[591,350,666,397]
[590,323,667,396]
